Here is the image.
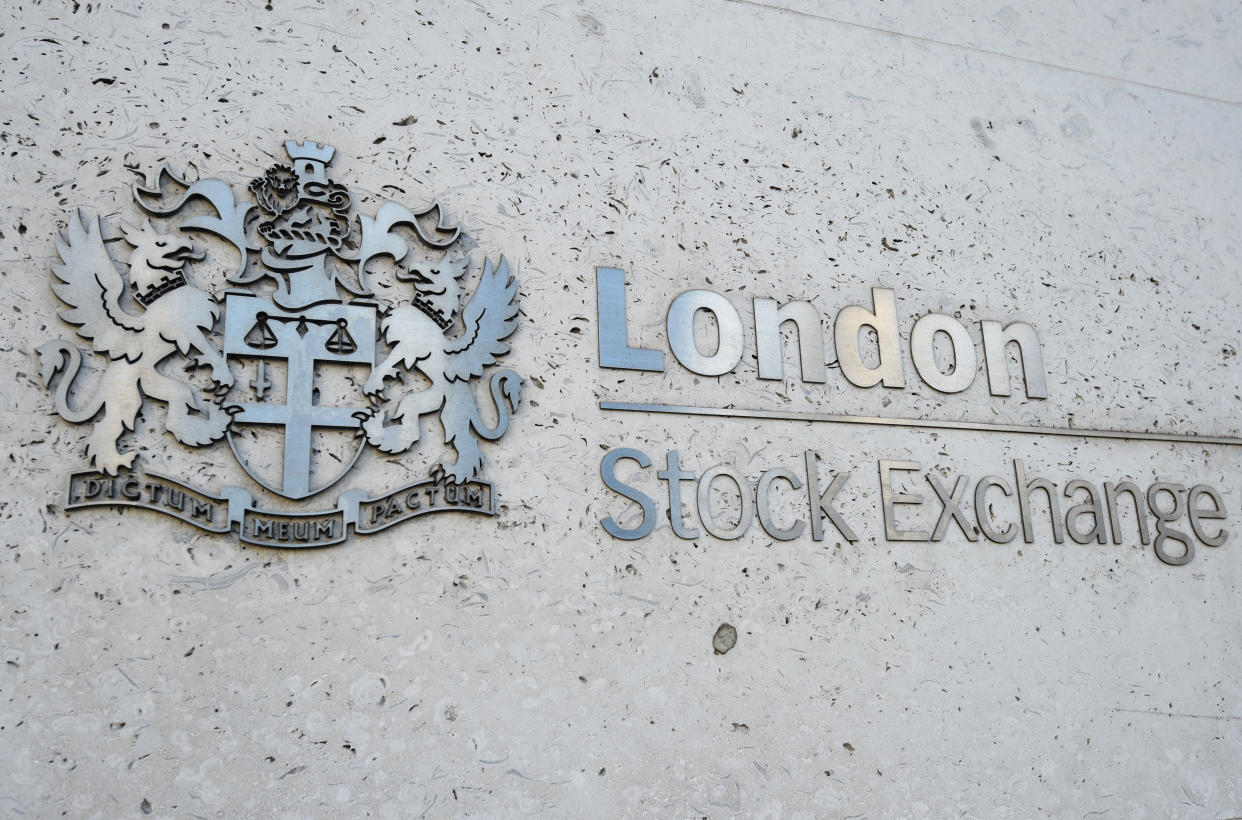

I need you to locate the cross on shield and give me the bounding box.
[223,292,376,499]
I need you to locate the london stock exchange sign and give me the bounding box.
[38,140,523,548]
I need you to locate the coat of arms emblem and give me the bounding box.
[38,140,522,547]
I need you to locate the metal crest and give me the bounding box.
[38,140,522,548]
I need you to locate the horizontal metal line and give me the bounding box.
[599,401,1242,447]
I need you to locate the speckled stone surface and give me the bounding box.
[1,1,1239,816]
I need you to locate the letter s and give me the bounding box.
[601,447,656,540]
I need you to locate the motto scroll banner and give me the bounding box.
[66,470,495,548]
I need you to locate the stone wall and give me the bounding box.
[1,1,1239,815]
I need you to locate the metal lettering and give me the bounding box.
[121,478,142,501]
[657,450,699,540]
[190,499,213,521]
[1064,479,1107,544]
[756,467,805,541]
[910,313,976,394]
[974,475,1016,543]
[928,473,978,542]
[1014,460,1065,544]
[834,287,904,388]
[879,460,930,541]
[667,290,744,377]
[600,447,656,540]
[1104,481,1151,545]
[596,267,664,371]
[696,465,753,541]
[1148,483,1193,566]
[981,320,1048,399]
[372,499,400,524]
[1187,485,1228,547]
[803,451,857,542]
[753,298,826,383]
[65,470,483,545]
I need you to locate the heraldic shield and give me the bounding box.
[38,137,522,548]
[223,294,376,499]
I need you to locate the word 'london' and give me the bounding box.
[596,267,1046,396]
[594,269,1231,566]
[39,140,522,548]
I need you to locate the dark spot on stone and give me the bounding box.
[713,623,737,655]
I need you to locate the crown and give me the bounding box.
[133,270,187,307]
[285,140,335,165]
[403,257,467,333]
[412,291,453,331]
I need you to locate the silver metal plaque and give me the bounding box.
[39,140,523,548]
